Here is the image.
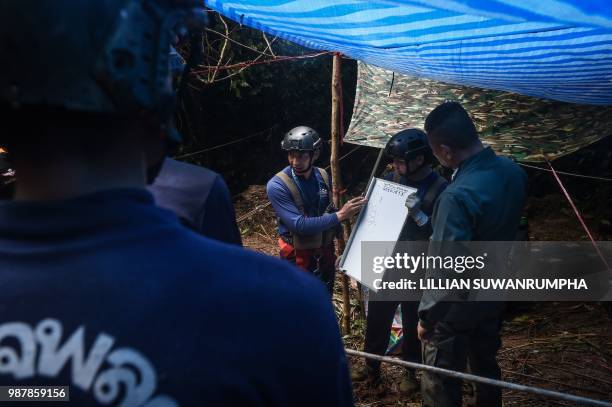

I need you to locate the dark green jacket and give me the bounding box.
[418,147,527,325]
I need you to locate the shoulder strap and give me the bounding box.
[316,167,331,190]
[422,175,447,212]
[276,171,305,214]
[392,171,401,184]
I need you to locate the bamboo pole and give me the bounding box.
[330,52,351,335]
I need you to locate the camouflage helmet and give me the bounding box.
[385,128,432,162]
[0,0,204,121]
[281,126,322,152]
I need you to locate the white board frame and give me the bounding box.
[339,177,416,290]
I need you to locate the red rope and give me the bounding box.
[547,159,612,273]
[190,51,333,74]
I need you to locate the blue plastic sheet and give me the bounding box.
[207,0,612,105]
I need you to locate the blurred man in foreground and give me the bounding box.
[0,1,353,405]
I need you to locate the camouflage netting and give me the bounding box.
[345,63,612,162]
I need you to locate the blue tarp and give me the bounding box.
[207,0,612,105]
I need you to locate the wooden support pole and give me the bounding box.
[330,52,351,335]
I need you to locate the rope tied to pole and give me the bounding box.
[190,51,333,75]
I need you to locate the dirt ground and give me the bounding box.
[234,184,612,406]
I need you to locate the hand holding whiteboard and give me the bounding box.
[339,178,416,287]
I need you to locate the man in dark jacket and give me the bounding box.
[148,157,242,245]
[418,102,527,407]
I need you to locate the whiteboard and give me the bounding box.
[339,177,416,288]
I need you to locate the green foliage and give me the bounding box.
[176,12,357,191]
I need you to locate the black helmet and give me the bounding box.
[281,126,322,152]
[384,128,432,162]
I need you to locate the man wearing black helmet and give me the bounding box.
[352,128,447,395]
[0,1,353,405]
[267,126,366,293]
